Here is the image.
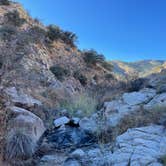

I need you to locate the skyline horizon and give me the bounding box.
[16,0,166,62]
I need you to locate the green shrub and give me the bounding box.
[5,10,26,26]
[47,25,61,41]
[60,93,97,117]
[0,25,17,41]
[83,49,105,66]
[0,0,10,5]
[61,31,77,47]
[46,25,77,47]
[50,65,70,81]
[5,130,36,162]
[73,71,87,86]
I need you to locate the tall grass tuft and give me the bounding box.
[60,93,97,117]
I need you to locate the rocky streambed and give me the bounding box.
[3,86,166,166]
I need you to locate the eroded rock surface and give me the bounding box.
[110,125,166,166]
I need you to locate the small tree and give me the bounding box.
[50,65,70,81]
[83,49,105,66]
[47,25,61,41]
[61,31,77,47]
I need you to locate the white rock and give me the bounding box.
[54,116,70,127]
[122,88,156,106]
[110,125,166,166]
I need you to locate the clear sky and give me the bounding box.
[16,0,166,61]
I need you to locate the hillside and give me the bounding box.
[111,60,166,79]
[0,1,166,166]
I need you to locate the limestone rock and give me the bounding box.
[122,88,156,106]
[110,125,166,166]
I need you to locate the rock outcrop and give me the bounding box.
[110,125,166,166]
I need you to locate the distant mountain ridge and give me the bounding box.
[110,60,166,78]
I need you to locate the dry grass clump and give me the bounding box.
[60,93,97,117]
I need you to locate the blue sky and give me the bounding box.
[16,0,166,61]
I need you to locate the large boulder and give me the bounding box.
[122,88,156,106]
[110,125,166,166]
[8,106,45,142]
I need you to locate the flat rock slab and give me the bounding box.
[145,93,166,109]
[110,125,166,166]
[122,88,156,106]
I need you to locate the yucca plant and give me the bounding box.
[5,130,36,162]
